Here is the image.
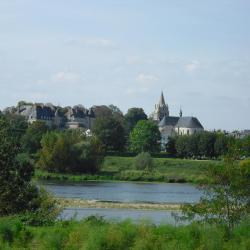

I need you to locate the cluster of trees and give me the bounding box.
[0,106,159,174]
[166,131,250,159]
[38,130,104,173]
[92,106,160,153]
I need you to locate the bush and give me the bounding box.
[20,188,61,226]
[134,152,154,171]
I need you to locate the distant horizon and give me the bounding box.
[0,1,249,131]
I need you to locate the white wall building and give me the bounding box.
[151,92,204,148]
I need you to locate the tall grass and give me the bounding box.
[0,216,249,250]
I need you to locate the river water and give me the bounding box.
[43,181,202,224]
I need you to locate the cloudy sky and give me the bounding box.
[0,0,249,130]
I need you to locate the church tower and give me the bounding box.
[152,91,169,121]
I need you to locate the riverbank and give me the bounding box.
[0,216,249,249]
[57,198,181,210]
[35,156,218,184]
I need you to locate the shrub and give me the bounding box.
[134,152,154,171]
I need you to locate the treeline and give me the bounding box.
[166,131,250,159]
[1,106,161,173]
[2,106,250,176]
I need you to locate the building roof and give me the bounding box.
[158,116,179,127]
[176,117,203,129]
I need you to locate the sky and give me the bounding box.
[0,0,249,131]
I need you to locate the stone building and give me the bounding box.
[151,92,204,147]
[4,102,96,130]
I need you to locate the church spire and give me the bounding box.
[179,107,183,117]
[152,91,169,121]
[159,91,166,106]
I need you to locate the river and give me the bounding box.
[43,181,202,224]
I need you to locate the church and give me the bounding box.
[151,92,204,146]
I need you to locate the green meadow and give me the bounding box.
[35,156,218,184]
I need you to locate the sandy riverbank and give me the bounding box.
[57,198,182,210]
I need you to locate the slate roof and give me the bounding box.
[158,116,179,127]
[176,117,203,129]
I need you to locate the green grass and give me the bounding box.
[0,216,249,250]
[34,156,219,184]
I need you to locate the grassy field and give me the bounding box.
[35,156,219,184]
[0,216,249,250]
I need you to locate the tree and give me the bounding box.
[198,132,216,158]
[38,129,104,173]
[91,105,113,118]
[165,137,177,156]
[186,133,200,158]
[3,113,28,143]
[129,120,160,153]
[92,116,126,152]
[214,133,231,157]
[175,135,189,158]
[0,117,44,216]
[125,108,147,131]
[21,121,49,154]
[182,148,250,234]
[71,136,104,173]
[242,135,250,156]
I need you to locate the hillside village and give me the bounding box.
[1,92,249,142]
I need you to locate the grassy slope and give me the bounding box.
[0,216,249,250]
[35,156,219,184]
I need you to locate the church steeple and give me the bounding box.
[152,91,169,121]
[179,107,183,117]
[159,91,166,106]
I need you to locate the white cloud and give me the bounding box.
[136,73,159,84]
[185,60,200,73]
[66,38,116,48]
[125,87,149,96]
[51,71,81,83]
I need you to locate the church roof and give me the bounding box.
[158,116,179,127]
[176,117,203,129]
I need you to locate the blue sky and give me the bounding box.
[0,0,249,130]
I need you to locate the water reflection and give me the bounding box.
[60,208,186,225]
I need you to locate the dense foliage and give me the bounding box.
[182,148,250,233]
[92,116,126,152]
[129,120,161,153]
[37,129,104,173]
[0,116,58,223]
[0,216,249,249]
[167,132,235,159]
[21,121,49,153]
[125,107,147,131]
